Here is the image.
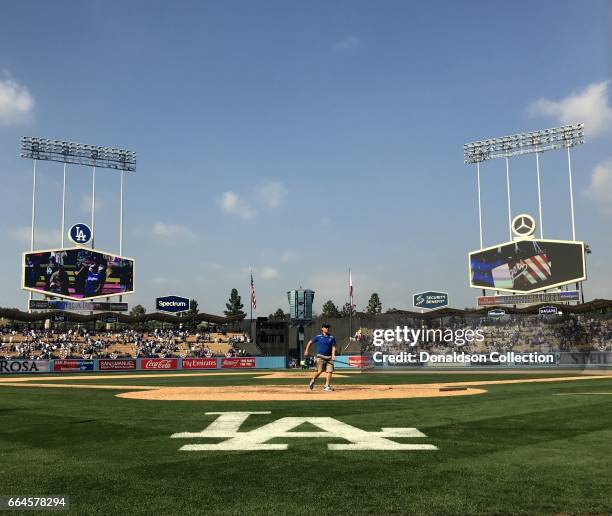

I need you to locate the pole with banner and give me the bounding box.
[349,268,354,348]
[250,270,256,344]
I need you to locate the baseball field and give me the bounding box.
[1,369,611,515]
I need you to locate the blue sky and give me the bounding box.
[0,0,611,315]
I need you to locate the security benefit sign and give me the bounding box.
[156,295,190,314]
[413,291,449,310]
[23,247,134,301]
[469,239,586,293]
[171,412,437,451]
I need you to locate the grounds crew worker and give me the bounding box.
[303,323,336,392]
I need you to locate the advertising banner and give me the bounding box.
[99,359,137,371]
[155,296,190,314]
[29,300,129,312]
[53,359,95,372]
[140,358,178,370]
[182,358,218,369]
[348,356,370,368]
[477,291,580,306]
[413,291,449,310]
[221,357,256,369]
[538,306,559,315]
[0,360,50,374]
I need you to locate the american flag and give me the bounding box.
[521,254,551,284]
[349,269,354,309]
[250,271,256,310]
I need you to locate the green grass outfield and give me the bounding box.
[1,370,611,515]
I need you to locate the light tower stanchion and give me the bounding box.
[567,146,576,241]
[91,165,96,249]
[476,161,483,249]
[505,155,512,241]
[119,169,124,256]
[61,162,67,247]
[29,158,37,310]
[535,150,544,238]
[119,169,125,303]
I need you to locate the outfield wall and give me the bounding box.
[1,353,611,374]
[0,356,286,374]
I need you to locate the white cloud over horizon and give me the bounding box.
[259,266,279,279]
[219,181,287,220]
[255,181,287,209]
[527,80,612,137]
[280,250,297,263]
[152,221,196,240]
[585,159,612,215]
[9,226,61,248]
[0,77,34,125]
[219,191,256,220]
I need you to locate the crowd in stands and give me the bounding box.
[0,325,250,360]
[357,313,612,355]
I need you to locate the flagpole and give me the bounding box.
[348,268,352,350]
[250,269,253,344]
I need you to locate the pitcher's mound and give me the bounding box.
[116,384,486,401]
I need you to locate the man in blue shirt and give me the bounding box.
[303,323,336,392]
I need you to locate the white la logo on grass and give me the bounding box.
[171,412,437,451]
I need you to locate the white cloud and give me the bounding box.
[219,191,256,220]
[527,81,612,137]
[332,36,361,55]
[9,227,61,248]
[309,270,380,310]
[280,250,297,263]
[255,181,288,209]
[152,221,196,240]
[585,159,612,214]
[0,77,34,125]
[80,194,105,214]
[259,267,279,279]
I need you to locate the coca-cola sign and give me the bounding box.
[99,359,136,371]
[182,358,217,370]
[221,357,256,369]
[140,358,178,370]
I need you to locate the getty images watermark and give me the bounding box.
[370,326,556,365]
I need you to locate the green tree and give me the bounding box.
[321,300,341,318]
[269,308,287,320]
[366,293,382,314]
[224,288,245,317]
[341,302,356,317]
[129,304,146,317]
[189,299,199,315]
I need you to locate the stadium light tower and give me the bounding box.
[464,123,584,246]
[20,137,137,254]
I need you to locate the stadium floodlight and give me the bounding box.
[463,123,584,164]
[464,123,585,300]
[20,137,136,310]
[20,137,137,171]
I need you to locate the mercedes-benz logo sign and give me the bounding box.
[511,213,536,237]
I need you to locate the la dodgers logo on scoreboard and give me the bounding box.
[68,223,92,245]
[171,412,437,451]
